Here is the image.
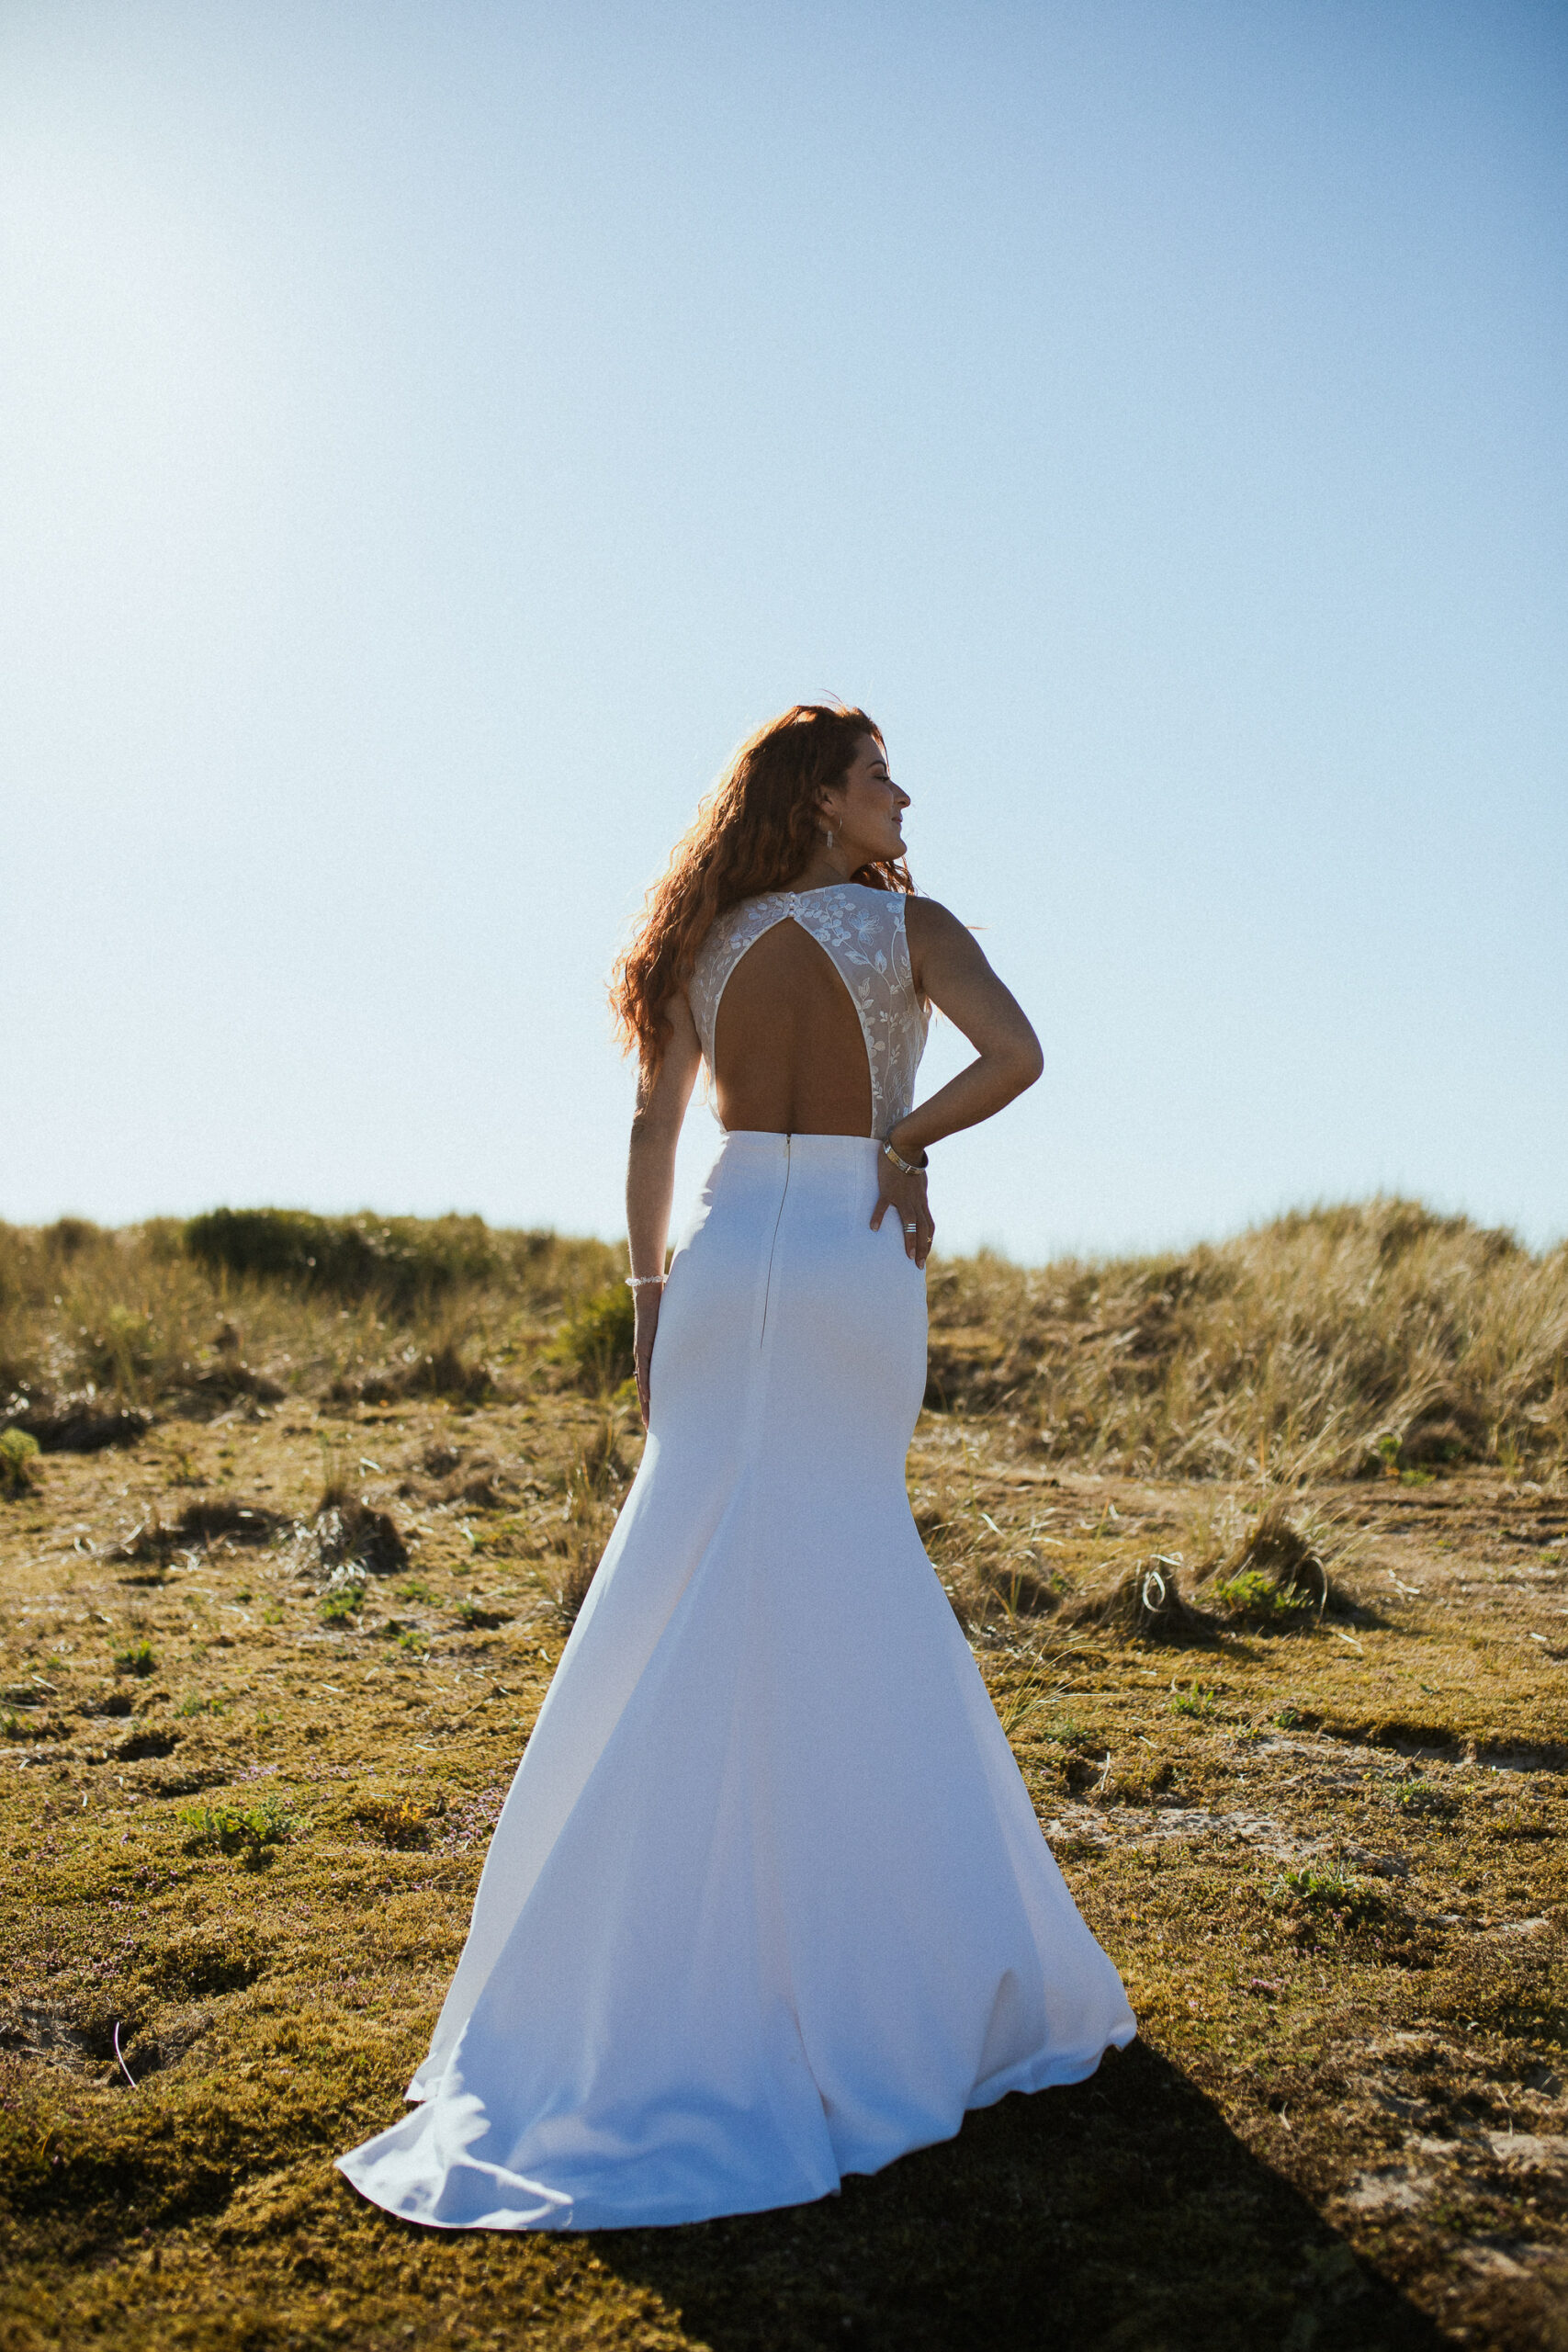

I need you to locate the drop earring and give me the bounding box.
[823,824,835,851]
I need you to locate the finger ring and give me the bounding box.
[904,1221,918,1233]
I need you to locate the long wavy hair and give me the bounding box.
[610,703,912,1072]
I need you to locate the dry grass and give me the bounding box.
[0,1201,1564,2351]
[0,1214,621,1427]
[926,1196,1568,1480]
[6,1197,1563,1484]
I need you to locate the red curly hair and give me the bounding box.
[610,703,911,1073]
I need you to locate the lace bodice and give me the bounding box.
[685,883,929,1138]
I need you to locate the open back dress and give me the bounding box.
[337,881,1135,2231]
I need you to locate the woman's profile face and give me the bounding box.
[825,735,909,865]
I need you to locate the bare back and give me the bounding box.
[683,884,931,1145]
[712,920,874,1136]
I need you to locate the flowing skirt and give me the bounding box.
[337,1132,1135,2231]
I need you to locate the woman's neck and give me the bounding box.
[784,846,860,893]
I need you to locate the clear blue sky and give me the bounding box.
[3,0,1564,1261]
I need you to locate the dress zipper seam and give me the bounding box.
[759,1135,791,1349]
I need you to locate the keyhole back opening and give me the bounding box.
[711,915,875,1138]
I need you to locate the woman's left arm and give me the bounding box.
[870,899,1044,1267]
[626,990,703,1425]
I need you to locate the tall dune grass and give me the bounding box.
[0,1213,619,1418]
[1,1198,1562,1476]
[927,1197,1567,1478]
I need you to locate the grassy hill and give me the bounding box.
[0,1202,1562,2351]
[4,1196,1564,1479]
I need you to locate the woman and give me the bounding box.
[338,704,1134,2233]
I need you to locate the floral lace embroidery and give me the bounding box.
[686,884,929,1137]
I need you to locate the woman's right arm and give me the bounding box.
[626,990,702,1426]
[891,899,1044,1157]
[868,899,1043,1269]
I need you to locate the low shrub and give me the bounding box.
[0,1427,41,1498]
[174,1691,228,1719]
[111,1639,155,1678]
[553,1284,635,1394]
[184,1208,499,1312]
[319,1568,367,1625]
[355,1792,442,1849]
[1168,1684,1219,1719]
[1390,1779,1459,1820]
[1208,1566,1318,1626]
[1269,1864,1385,1929]
[1200,1503,1345,1626]
[178,1794,299,1865]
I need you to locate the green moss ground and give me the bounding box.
[2,1398,1563,2351]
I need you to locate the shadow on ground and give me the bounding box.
[594,2042,1444,2352]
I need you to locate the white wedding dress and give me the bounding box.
[338,883,1135,2232]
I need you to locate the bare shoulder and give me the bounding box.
[904,895,991,987]
[905,896,971,948]
[661,986,700,1044]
